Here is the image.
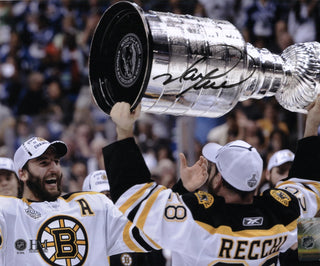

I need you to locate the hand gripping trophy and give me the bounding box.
[89,1,320,118]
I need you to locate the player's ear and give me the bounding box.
[212,172,223,190]
[265,169,271,181]
[18,168,28,182]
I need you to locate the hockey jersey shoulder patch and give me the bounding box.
[270,189,291,207]
[194,191,214,208]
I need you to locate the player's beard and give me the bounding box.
[207,176,215,195]
[206,163,218,195]
[25,169,62,201]
[206,170,220,196]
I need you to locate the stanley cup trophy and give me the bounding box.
[89,1,320,118]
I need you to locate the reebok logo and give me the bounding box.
[243,217,263,226]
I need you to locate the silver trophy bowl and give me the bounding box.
[89,1,320,118]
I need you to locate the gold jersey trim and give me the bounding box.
[136,186,166,229]
[270,190,291,207]
[123,221,144,252]
[119,183,154,214]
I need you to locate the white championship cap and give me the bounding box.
[82,170,110,192]
[0,157,16,174]
[13,137,67,174]
[202,140,263,192]
[202,143,222,163]
[267,149,295,171]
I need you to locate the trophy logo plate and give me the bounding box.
[115,33,143,88]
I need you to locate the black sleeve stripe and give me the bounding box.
[172,179,189,194]
[301,183,318,193]
[128,184,159,221]
[61,191,82,200]
[61,191,99,201]
[132,226,156,251]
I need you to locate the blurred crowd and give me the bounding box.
[0,0,319,194]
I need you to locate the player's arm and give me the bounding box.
[103,102,208,259]
[104,195,159,255]
[103,141,201,259]
[103,136,153,203]
[288,94,320,180]
[103,102,153,202]
[105,102,208,200]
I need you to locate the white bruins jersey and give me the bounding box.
[276,178,320,218]
[0,192,156,265]
[103,138,301,266]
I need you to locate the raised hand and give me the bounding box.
[179,153,208,192]
[110,102,141,140]
[304,94,320,137]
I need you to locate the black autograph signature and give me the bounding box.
[152,46,256,98]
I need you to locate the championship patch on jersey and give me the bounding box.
[25,206,41,219]
[270,189,291,207]
[195,191,214,208]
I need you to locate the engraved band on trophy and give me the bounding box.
[89,1,320,118]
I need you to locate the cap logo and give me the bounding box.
[247,173,258,188]
[33,137,48,149]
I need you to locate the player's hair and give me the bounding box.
[221,175,255,199]
[275,162,293,175]
[17,179,23,198]
[18,163,30,197]
[22,163,29,171]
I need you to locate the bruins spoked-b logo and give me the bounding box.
[120,253,133,266]
[37,215,88,265]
